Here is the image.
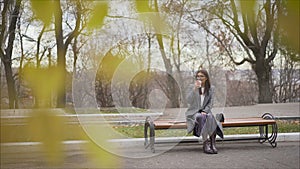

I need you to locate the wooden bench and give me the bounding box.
[144,113,278,153]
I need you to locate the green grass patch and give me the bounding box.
[66,107,152,114]
[1,120,299,143]
[114,120,300,138]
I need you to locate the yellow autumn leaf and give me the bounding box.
[87,1,108,30]
[135,0,169,35]
[135,0,151,13]
[30,0,55,25]
[150,13,170,35]
[280,0,300,54]
[81,124,120,168]
[22,65,62,108]
[27,109,65,165]
[239,0,256,14]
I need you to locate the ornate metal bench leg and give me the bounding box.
[269,122,278,148]
[144,116,155,153]
[144,118,150,149]
[149,121,155,153]
[259,125,267,143]
[262,113,278,148]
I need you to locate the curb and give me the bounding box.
[2,133,298,153]
[108,132,300,145]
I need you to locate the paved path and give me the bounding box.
[121,141,300,169]
[1,140,299,169]
[1,103,299,123]
[159,102,300,121]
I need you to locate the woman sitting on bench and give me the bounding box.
[185,69,223,154]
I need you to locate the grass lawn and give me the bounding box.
[113,120,300,138]
[1,120,299,143]
[65,107,153,114]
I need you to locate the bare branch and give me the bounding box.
[36,25,45,68]
[230,0,257,51]
[64,0,82,48]
[261,0,274,53]
[189,15,255,65]
[204,8,256,63]
[267,0,280,63]
[106,15,135,20]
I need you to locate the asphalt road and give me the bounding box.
[1,140,299,169]
[120,141,300,169]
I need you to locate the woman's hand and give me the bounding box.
[194,80,201,90]
[201,111,207,115]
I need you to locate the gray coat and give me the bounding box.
[185,85,223,138]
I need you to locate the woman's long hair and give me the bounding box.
[195,69,211,96]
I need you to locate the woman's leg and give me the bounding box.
[193,113,205,137]
[210,131,218,154]
[205,114,218,154]
[202,130,214,154]
[194,113,213,154]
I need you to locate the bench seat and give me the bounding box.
[153,117,277,129]
[144,113,278,153]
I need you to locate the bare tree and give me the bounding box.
[0,0,22,108]
[225,70,258,106]
[52,0,81,107]
[151,0,179,107]
[95,51,124,107]
[135,0,186,107]
[274,51,300,103]
[188,0,284,103]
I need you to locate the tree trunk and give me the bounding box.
[3,60,18,108]
[152,0,179,108]
[0,0,21,109]
[253,59,273,103]
[167,75,180,108]
[53,0,82,108]
[156,35,180,108]
[54,0,66,108]
[0,62,2,110]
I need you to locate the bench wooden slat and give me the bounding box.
[145,113,278,152]
[153,118,276,129]
[223,118,276,127]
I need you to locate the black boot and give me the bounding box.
[203,139,214,154]
[210,132,218,154]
